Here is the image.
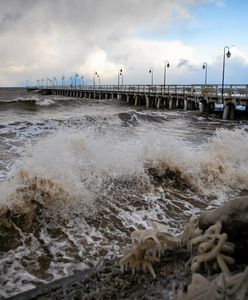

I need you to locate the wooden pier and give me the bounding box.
[27,84,248,120]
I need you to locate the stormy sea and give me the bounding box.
[0,87,248,298]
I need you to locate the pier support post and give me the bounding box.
[145,96,150,107]
[223,103,230,120]
[156,97,161,109]
[199,101,207,113]
[157,98,161,109]
[230,103,235,120]
[134,95,138,106]
[184,100,188,110]
[176,98,179,109]
[169,97,173,109]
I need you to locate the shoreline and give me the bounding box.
[7,196,248,300]
[7,250,248,300]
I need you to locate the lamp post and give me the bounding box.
[120,69,123,85]
[93,72,97,87]
[70,77,73,88]
[163,60,170,87]
[74,73,78,89]
[97,74,100,86]
[202,63,208,86]
[37,80,40,88]
[46,78,49,88]
[149,68,153,85]
[53,77,57,88]
[41,79,44,88]
[117,68,123,90]
[221,46,231,104]
[81,75,84,88]
[61,75,65,88]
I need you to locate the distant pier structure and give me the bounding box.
[27,84,248,120]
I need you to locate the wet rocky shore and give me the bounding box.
[7,252,192,300]
[7,196,248,300]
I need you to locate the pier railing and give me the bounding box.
[31,84,248,99]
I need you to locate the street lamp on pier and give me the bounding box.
[222,46,231,103]
[70,77,73,88]
[163,60,170,87]
[202,62,208,86]
[118,68,123,89]
[41,79,44,88]
[37,80,40,88]
[97,74,100,86]
[81,75,84,88]
[46,78,50,88]
[74,73,78,89]
[120,69,123,85]
[93,72,97,87]
[61,75,65,88]
[149,68,153,85]
[26,80,29,88]
[53,77,57,88]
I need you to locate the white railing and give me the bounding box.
[30,84,248,99]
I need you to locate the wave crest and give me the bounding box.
[0,170,71,236]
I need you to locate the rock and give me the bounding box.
[199,195,248,262]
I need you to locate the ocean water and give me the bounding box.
[0,87,248,298]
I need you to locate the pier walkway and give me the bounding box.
[27,84,248,120]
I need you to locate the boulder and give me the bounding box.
[199,195,248,262]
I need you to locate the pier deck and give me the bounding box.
[27,84,248,119]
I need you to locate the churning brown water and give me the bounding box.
[0,88,248,298]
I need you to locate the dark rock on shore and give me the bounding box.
[199,195,248,262]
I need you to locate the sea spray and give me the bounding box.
[1,124,248,297]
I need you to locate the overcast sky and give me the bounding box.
[0,0,248,87]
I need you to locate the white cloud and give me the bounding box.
[0,0,245,86]
[231,47,248,65]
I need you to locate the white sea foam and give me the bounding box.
[2,126,248,208]
[1,123,248,297]
[37,99,55,106]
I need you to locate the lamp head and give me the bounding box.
[202,64,206,69]
[167,63,170,68]
[149,69,152,73]
[226,50,231,58]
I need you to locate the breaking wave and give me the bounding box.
[0,126,248,297]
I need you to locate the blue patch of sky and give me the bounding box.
[138,0,248,49]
